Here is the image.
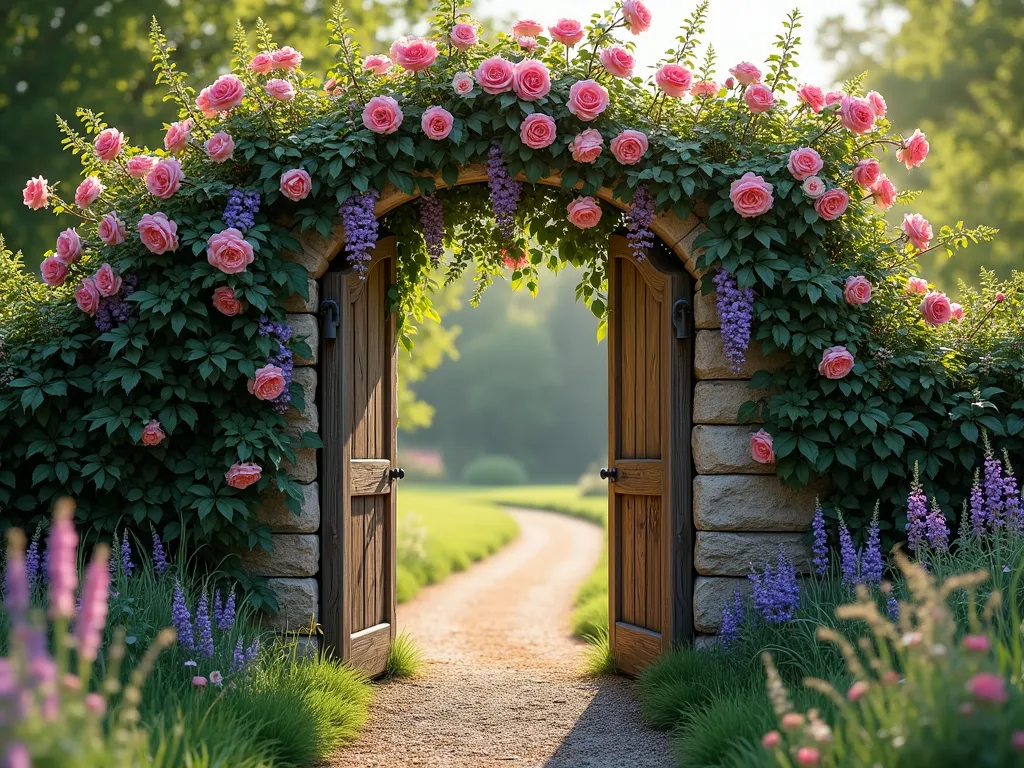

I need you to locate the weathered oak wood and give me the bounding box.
[349,623,391,678]
[613,460,663,496]
[350,459,391,495]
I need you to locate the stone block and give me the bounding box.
[692,425,775,475]
[283,448,317,484]
[693,475,822,532]
[694,576,751,633]
[284,278,319,313]
[242,534,319,577]
[693,282,720,330]
[291,366,317,407]
[693,634,722,651]
[255,482,319,534]
[287,313,318,366]
[693,381,766,425]
[285,402,319,441]
[695,532,811,576]
[694,330,786,380]
[679,222,708,268]
[264,578,319,633]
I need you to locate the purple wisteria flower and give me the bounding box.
[886,596,900,623]
[905,463,930,551]
[720,588,744,648]
[625,184,655,262]
[223,189,261,231]
[486,144,522,241]
[749,548,800,624]
[258,316,294,413]
[196,590,214,659]
[713,268,754,373]
[172,581,195,651]
[811,501,829,577]
[838,514,859,585]
[419,193,445,265]
[152,530,169,576]
[94,273,137,333]
[861,505,884,584]
[339,190,380,277]
[969,469,986,535]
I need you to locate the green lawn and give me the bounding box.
[469,484,606,526]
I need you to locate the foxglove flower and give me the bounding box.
[714,269,754,373]
[48,503,78,618]
[625,184,655,262]
[172,581,195,651]
[486,144,522,241]
[838,514,859,585]
[340,190,380,277]
[811,501,828,577]
[197,590,214,659]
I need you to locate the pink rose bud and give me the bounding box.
[141,419,166,446]
[871,174,897,209]
[621,0,652,34]
[75,278,101,316]
[825,90,845,106]
[818,346,855,380]
[126,155,157,178]
[247,363,287,401]
[271,46,303,72]
[897,128,929,170]
[801,176,826,199]
[571,129,604,164]
[724,76,736,89]
[56,228,83,264]
[279,168,312,201]
[517,36,537,52]
[852,158,881,188]
[164,119,193,154]
[843,275,872,305]
[512,59,552,101]
[950,303,964,320]
[520,113,557,149]
[205,132,235,164]
[225,462,263,489]
[728,61,761,86]
[567,79,610,122]
[264,78,296,101]
[40,256,68,286]
[744,84,776,114]
[548,19,585,47]
[566,196,603,229]
[421,106,455,140]
[866,90,887,119]
[363,54,393,75]
[511,19,543,38]
[93,263,123,297]
[394,37,438,72]
[93,128,125,162]
[814,188,849,221]
[786,147,824,181]
[361,95,404,134]
[205,74,246,113]
[750,430,775,464]
[23,176,50,210]
[995,293,1005,303]
[449,23,478,50]
[906,277,929,295]
[249,52,274,75]
[452,72,474,96]
[919,291,952,326]
[690,80,719,98]
[192,676,209,688]
[796,747,820,767]
[212,286,243,316]
[474,56,515,95]
[655,64,693,98]
[610,129,649,165]
[839,95,876,135]
[137,212,179,255]
[729,172,774,218]
[207,228,255,274]
[797,84,825,112]
[901,213,933,251]
[98,212,127,246]
[600,45,635,78]
[74,176,104,208]
[145,158,184,200]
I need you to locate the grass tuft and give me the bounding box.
[581,626,618,676]
[386,631,426,678]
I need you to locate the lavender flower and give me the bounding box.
[486,144,522,241]
[969,469,987,535]
[749,548,800,624]
[720,588,744,648]
[419,193,445,265]
[230,637,246,673]
[340,190,380,277]
[905,463,930,551]
[811,500,828,577]
[983,447,1006,529]
[625,184,655,262]
[258,317,295,413]
[196,591,214,659]
[713,269,754,373]
[25,525,42,587]
[172,581,195,651]
[861,505,883,584]
[1003,450,1021,531]
[244,638,261,664]
[216,590,236,631]
[223,189,261,231]
[838,514,859,585]
[886,596,900,623]
[74,545,111,662]
[924,498,950,551]
[120,534,135,579]
[152,530,169,576]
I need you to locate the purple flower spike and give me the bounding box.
[811,501,829,578]
[983,446,1006,530]
[244,638,261,664]
[838,514,859,585]
[861,505,884,584]
[197,591,214,659]
[257,317,295,413]
[231,637,246,673]
[749,548,800,624]
[924,498,949,552]
[486,144,522,241]
[1002,450,1021,531]
[720,588,744,648]
[172,581,195,651]
[905,463,930,551]
[625,184,655,262]
[47,504,78,619]
[340,190,380,277]
[25,525,42,587]
[886,596,899,623]
[217,591,236,631]
[713,269,754,373]
[152,530,169,576]
[419,193,445,265]
[120,534,135,579]
[4,530,30,623]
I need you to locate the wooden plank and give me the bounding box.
[352,266,368,460]
[619,495,635,625]
[606,249,620,655]
[646,285,662,458]
[647,497,662,633]
[634,266,646,460]
[366,264,383,630]
[614,621,662,677]
[349,622,391,678]
[633,495,648,627]
[384,246,398,648]
[350,459,391,495]
[620,260,636,459]
[612,459,662,495]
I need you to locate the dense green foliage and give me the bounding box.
[460,454,530,485]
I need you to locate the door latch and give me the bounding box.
[389,467,405,480]
[671,298,691,340]
[600,467,618,481]
[320,299,340,340]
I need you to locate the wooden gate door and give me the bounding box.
[320,236,398,676]
[605,234,694,676]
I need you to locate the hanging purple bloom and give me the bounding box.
[486,144,522,241]
[838,514,859,585]
[861,505,884,584]
[906,463,930,551]
[230,637,246,673]
[152,530,169,576]
[120,534,135,579]
[223,189,261,231]
[811,501,829,577]
[172,581,195,651]
[196,591,214,659]
[339,189,380,277]
[419,193,445,265]
[94,273,137,332]
[886,596,900,623]
[924,498,950,552]
[258,317,295,413]
[749,548,801,624]
[625,184,655,262]
[720,588,744,648]
[713,268,754,373]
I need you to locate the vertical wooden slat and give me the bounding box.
[645,288,661,458]
[365,264,382,628]
[620,263,636,459]
[634,495,647,627]
[607,255,620,653]
[634,269,646,460]
[620,495,635,625]
[385,248,398,643]
[647,498,662,632]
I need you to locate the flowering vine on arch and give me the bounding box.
[1,0,1020,568]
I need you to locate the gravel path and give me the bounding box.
[330,507,675,768]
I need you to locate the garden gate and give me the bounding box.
[318,232,693,677]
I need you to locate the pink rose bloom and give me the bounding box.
[56,228,82,264]
[549,19,585,47]
[126,155,156,178]
[814,188,849,221]
[951,303,964,320]
[655,64,692,97]
[226,462,262,489]
[824,90,845,106]
[600,45,635,78]
[93,263,122,297]
[610,129,648,165]
[920,291,952,326]
[967,673,1008,704]
[750,430,775,464]
[622,0,652,34]
[729,172,774,218]
[422,106,455,140]
[164,119,192,154]
[512,19,543,38]
[212,286,243,316]
[871,175,897,209]
[361,95,404,134]
[74,176,104,208]
[395,37,437,72]
[571,129,604,163]
[93,128,124,162]
[475,56,515,95]
[364,54,393,75]
[204,74,245,113]
[98,212,126,246]
[520,113,557,149]
[450,23,478,49]
[690,80,718,98]
[265,79,295,101]
[518,36,538,51]
[762,732,781,749]
[724,77,736,89]
[729,61,761,86]
[802,177,826,199]
[567,80,610,121]
[512,59,551,101]
[852,158,881,188]
[961,635,991,653]
[567,197,603,229]
[23,176,50,210]
[249,52,274,75]
[839,95,875,134]
[502,250,529,270]
[271,46,303,72]
[787,147,823,181]
[796,747,820,767]
[40,256,68,287]
[843,275,872,305]
[280,168,312,201]
[75,278,101,316]
[866,90,887,119]
[902,213,933,250]
[137,212,179,254]
[205,132,235,164]
[248,364,287,400]
[146,158,184,200]
[897,128,929,169]
[797,84,825,113]
[207,228,255,274]
[141,419,166,446]
[744,84,775,114]
[452,72,474,96]
[195,88,217,118]
[906,277,929,295]
[818,346,855,379]
[192,676,208,688]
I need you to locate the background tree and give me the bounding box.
[820,0,1020,289]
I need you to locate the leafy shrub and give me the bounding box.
[460,455,529,486]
